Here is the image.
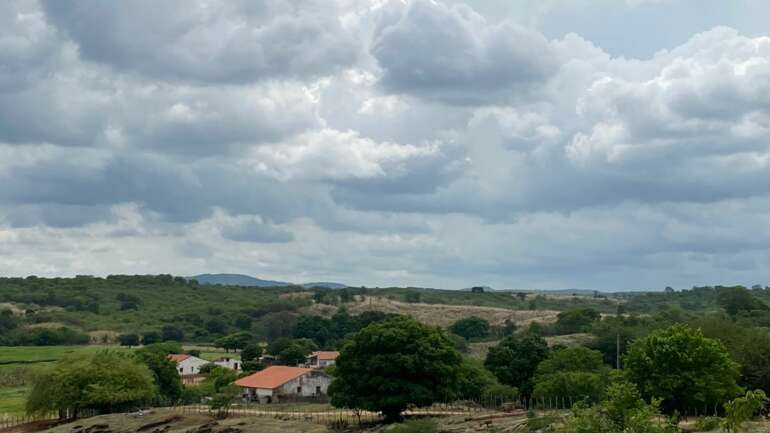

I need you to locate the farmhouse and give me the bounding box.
[235,366,332,403]
[168,354,209,376]
[306,351,339,368]
[213,356,241,371]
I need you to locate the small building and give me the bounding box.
[168,354,209,376]
[306,351,339,368]
[213,357,241,371]
[235,366,332,403]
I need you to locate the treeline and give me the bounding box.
[0,275,316,345]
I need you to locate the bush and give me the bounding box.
[694,416,721,432]
[449,317,491,340]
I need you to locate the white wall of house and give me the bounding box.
[241,371,332,403]
[213,357,241,371]
[176,356,209,375]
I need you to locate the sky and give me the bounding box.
[2,0,770,291]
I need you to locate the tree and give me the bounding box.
[241,343,262,363]
[329,317,463,421]
[533,347,609,403]
[554,308,601,335]
[278,344,310,366]
[141,331,161,345]
[448,317,490,340]
[118,334,140,347]
[624,324,741,413]
[161,325,184,342]
[293,315,333,347]
[215,331,253,352]
[484,333,549,396]
[26,351,156,417]
[134,347,183,402]
[717,286,769,317]
[205,319,227,335]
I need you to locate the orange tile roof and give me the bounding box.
[235,366,313,389]
[167,354,190,363]
[309,351,339,361]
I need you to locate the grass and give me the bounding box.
[0,386,29,415]
[183,345,235,361]
[0,345,128,370]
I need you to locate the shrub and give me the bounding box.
[694,416,721,432]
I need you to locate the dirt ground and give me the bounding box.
[304,297,559,328]
[12,411,328,433]
[7,410,534,433]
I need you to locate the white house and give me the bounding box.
[306,351,339,368]
[168,354,209,376]
[235,366,332,403]
[213,356,241,371]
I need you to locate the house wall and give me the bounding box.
[241,371,332,403]
[177,357,209,375]
[275,371,332,398]
[213,358,241,371]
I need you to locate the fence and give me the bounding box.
[0,409,100,431]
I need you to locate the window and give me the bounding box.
[179,368,183,373]
[315,386,321,395]
[297,386,302,394]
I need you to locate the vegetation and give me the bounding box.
[722,390,768,433]
[0,275,313,344]
[532,347,609,403]
[484,333,549,396]
[624,324,741,413]
[26,350,156,416]
[448,316,490,340]
[329,316,463,421]
[558,380,679,433]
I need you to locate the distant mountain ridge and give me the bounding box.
[188,273,349,289]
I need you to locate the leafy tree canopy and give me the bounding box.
[625,324,741,413]
[484,333,549,395]
[329,316,463,421]
[533,347,610,403]
[26,351,156,416]
[448,316,490,340]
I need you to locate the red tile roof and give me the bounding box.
[235,366,313,389]
[167,354,190,363]
[309,351,339,361]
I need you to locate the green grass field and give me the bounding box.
[0,386,28,415]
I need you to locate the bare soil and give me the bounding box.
[303,297,559,328]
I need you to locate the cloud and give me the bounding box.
[216,214,295,244]
[2,1,770,290]
[371,0,558,104]
[40,0,361,83]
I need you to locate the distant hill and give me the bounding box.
[188,273,291,287]
[302,282,349,289]
[188,274,349,289]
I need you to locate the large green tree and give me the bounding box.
[624,324,741,412]
[27,351,157,417]
[329,316,463,421]
[485,333,549,395]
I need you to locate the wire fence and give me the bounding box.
[0,396,731,431]
[0,409,101,431]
